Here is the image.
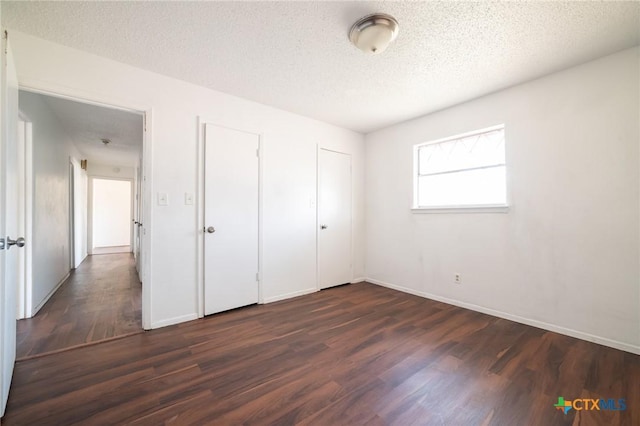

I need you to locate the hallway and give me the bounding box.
[16,253,142,359]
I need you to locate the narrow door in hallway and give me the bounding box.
[16,253,142,359]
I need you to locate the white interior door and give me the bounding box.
[70,158,86,269]
[318,149,352,289]
[16,122,25,318]
[1,33,20,417]
[0,34,6,419]
[135,158,143,279]
[134,163,140,268]
[204,124,259,315]
[69,161,75,269]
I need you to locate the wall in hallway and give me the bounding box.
[18,90,84,314]
[86,163,134,179]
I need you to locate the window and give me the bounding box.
[413,125,507,211]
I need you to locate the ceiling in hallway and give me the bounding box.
[4,1,639,133]
[28,91,143,167]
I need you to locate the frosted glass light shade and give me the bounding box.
[349,13,399,54]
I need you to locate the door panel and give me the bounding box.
[16,121,24,318]
[134,163,141,272]
[69,162,75,269]
[204,124,259,315]
[1,34,19,416]
[135,158,143,279]
[71,158,87,269]
[318,149,352,289]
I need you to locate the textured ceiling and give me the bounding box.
[28,91,143,167]
[4,2,640,133]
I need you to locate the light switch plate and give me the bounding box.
[158,192,168,206]
[185,193,194,205]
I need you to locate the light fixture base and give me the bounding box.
[349,13,399,54]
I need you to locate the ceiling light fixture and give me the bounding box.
[101,138,111,146]
[349,13,399,54]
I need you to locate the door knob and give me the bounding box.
[320,225,328,230]
[0,238,4,250]
[206,226,216,233]
[6,236,25,249]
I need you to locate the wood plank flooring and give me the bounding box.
[16,253,142,359]
[5,282,639,425]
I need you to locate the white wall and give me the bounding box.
[9,31,365,328]
[87,163,134,179]
[365,47,640,353]
[18,90,84,313]
[92,178,132,248]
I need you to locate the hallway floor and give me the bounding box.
[16,253,142,359]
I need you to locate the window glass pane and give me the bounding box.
[419,128,504,175]
[417,166,506,207]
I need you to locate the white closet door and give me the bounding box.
[318,149,352,289]
[204,124,259,315]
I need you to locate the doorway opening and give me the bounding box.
[16,89,148,359]
[90,177,133,255]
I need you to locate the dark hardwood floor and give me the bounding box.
[16,253,142,359]
[5,282,639,425]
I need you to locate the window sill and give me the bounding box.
[411,204,510,214]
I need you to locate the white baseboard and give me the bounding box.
[366,277,640,356]
[263,287,317,304]
[31,272,70,317]
[351,277,366,283]
[92,245,132,255]
[151,313,198,329]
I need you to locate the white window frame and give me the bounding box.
[412,124,509,214]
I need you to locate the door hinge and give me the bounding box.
[256,272,260,281]
[256,148,260,158]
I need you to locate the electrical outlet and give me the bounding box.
[454,273,461,284]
